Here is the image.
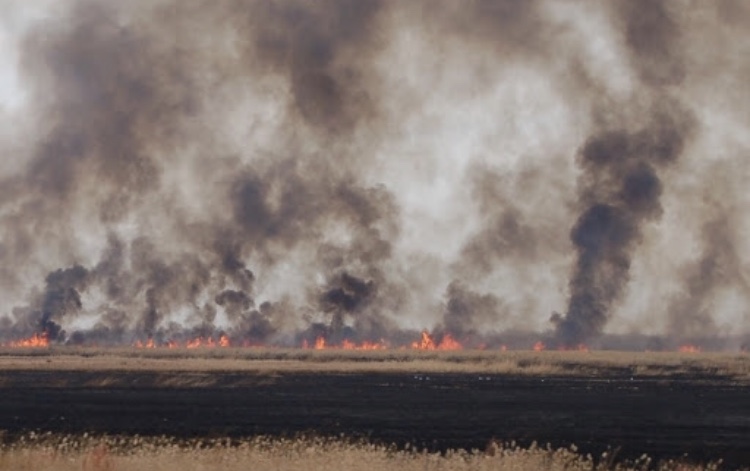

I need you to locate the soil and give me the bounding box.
[0,370,748,468]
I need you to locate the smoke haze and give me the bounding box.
[0,0,748,348]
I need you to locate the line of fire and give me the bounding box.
[0,330,721,354]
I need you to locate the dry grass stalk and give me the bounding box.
[0,434,722,471]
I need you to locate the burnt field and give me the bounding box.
[1,352,750,468]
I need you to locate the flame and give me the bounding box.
[0,332,596,352]
[307,337,388,350]
[558,344,589,352]
[411,331,437,350]
[187,337,218,349]
[410,331,463,350]
[438,333,462,350]
[678,344,701,353]
[359,340,387,350]
[134,336,231,349]
[7,333,49,347]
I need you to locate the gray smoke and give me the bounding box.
[553,0,700,346]
[554,105,694,346]
[442,280,507,340]
[38,265,89,340]
[667,177,750,340]
[0,1,748,347]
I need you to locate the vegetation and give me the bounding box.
[0,434,723,471]
[0,351,742,469]
[0,347,748,381]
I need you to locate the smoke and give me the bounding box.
[0,1,748,348]
[552,0,702,347]
[441,281,507,340]
[38,265,89,340]
[554,103,696,346]
[667,168,750,340]
[619,0,686,87]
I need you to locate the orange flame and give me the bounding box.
[359,340,387,350]
[558,344,589,352]
[187,337,218,349]
[438,333,462,350]
[134,338,156,348]
[533,341,546,352]
[410,331,463,350]
[135,336,231,349]
[678,344,701,353]
[345,339,386,350]
[7,333,49,347]
[305,337,390,350]
[411,331,437,350]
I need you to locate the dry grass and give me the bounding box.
[0,434,723,471]
[0,347,748,381]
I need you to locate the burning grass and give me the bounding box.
[0,433,724,471]
[0,347,748,381]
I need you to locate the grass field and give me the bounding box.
[0,348,746,468]
[0,347,748,380]
[0,434,722,471]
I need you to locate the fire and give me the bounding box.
[411,331,436,350]
[438,333,462,350]
[347,339,387,350]
[7,333,49,347]
[305,337,388,350]
[678,344,701,353]
[134,336,231,349]
[134,338,156,349]
[533,341,546,352]
[188,337,217,348]
[359,340,387,350]
[410,331,463,351]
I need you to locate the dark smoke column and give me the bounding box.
[554,0,694,347]
[555,118,688,347]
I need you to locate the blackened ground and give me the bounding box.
[0,371,748,468]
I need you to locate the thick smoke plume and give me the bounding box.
[554,104,695,346]
[0,1,748,349]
